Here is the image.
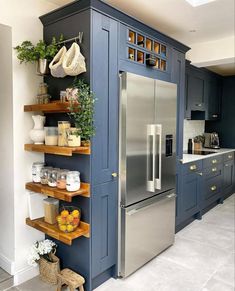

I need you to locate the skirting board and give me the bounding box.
[13,265,39,286]
[0,252,14,275]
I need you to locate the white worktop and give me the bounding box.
[182,148,235,164]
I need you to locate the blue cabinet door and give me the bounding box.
[223,160,234,196]
[91,181,118,279]
[180,173,201,221]
[207,79,221,120]
[91,11,119,185]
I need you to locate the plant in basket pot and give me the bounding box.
[28,239,60,284]
[67,78,96,146]
[194,135,205,151]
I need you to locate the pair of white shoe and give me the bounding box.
[49,42,86,78]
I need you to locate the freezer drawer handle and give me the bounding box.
[155,124,162,190]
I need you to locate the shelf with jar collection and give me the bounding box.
[23,80,95,245]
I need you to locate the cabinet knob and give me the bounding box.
[212,159,217,164]
[196,103,202,107]
[211,185,217,191]
[212,114,218,118]
[112,172,118,178]
[190,165,197,171]
[228,155,233,159]
[212,167,217,172]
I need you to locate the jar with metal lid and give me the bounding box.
[40,167,53,185]
[48,168,60,187]
[58,121,70,146]
[32,162,45,183]
[56,170,69,190]
[66,171,80,192]
[38,82,48,95]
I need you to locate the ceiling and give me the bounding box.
[44,0,235,75]
[207,63,235,76]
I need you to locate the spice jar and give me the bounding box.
[40,167,53,185]
[66,171,80,192]
[60,91,67,103]
[38,83,48,95]
[58,121,70,146]
[32,162,44,183]
[57,170,69,190]
[45,127,58,146]
[48,168,60,187]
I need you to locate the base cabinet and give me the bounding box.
[91,181,118,279]
[177,152,234,229]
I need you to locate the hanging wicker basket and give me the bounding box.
[38,253,60,285]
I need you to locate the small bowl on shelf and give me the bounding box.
[56,206,81,233]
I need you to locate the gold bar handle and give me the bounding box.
[212,167,217,172]
[211,185,217,191]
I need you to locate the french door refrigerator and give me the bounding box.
[118,72,177,277]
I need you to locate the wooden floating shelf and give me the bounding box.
[26,217,90,246]
[24,144,91,156]
[24,102,70,113]
[26,182,90,201]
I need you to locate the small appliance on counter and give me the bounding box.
[204,132,220,149]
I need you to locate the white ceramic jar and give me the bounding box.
[32,162,44,183]
[29,115,46,144]
[66,171,80,192]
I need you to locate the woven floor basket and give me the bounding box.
[39,254,60,284]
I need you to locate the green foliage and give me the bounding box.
[68,79,96,141]
[14,35,64,63]
[194,135,205,143]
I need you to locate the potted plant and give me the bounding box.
[68,79,96,146]
[66,127,81,147]
[14,35,63,75]
[194,135,205,151]
[28,239,60,284]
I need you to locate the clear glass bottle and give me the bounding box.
[40,167,53,185]
[32,162,44,183]
[66,171,81,192]
[48,168,60,187]
[56,170,69,190]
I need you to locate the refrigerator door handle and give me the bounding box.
[155,124,162,190]
[147,124,156,192]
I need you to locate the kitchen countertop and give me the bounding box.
[182,148,235,164]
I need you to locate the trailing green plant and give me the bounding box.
[14,35,64,63]
[68,79,96,141]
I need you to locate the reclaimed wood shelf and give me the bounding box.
[24,102,70,113]
[26,217,90,245]
[24,144,90,156]
[26,182,90,201]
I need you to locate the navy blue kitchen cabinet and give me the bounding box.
[223,152,234,198]
[207,78,222,120]
[39,0,189,289]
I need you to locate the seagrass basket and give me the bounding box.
[38,253,60,284]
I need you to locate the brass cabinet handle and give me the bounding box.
[196,103,202,107]
[212,159,217,164]
[211,167,217,172]
[228,155,233,159]
[211,185,217,191]
[225,164,230,167]
[112,172,118,178]
[212,114,218,118]
[190,165,197,171]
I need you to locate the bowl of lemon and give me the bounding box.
[56,206,81,233]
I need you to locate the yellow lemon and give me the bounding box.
[59,225,67,232]
[66,215,74,223]
[61,210,69,218]
[71,210,79,218]
[66,224,74,232]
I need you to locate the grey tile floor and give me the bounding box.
[2,194,235,291]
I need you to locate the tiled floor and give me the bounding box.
[2,194,235,291]
[0,268,13,291]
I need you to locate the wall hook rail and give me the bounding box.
[57,32,83,45]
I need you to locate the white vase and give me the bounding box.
[29,115,46,144]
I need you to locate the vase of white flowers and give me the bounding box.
[28,239,60,284]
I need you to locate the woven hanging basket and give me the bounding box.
[38,253,60,285]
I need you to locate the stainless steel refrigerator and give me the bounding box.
[118,72,177,277]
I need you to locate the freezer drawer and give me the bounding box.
[119,191,176,277]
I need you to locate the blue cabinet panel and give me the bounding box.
[91,11,119,185]
[92,181,118,278]
[223,160,234,196]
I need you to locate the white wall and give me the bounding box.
[0,24,15,274]
[0,0,59,284]
[183,120,205,151]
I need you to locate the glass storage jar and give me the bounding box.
[38,82,48,95]
[58,121,70,146]
[48,168,60,187]
[32,162,44,183]
[56,170,69,190]
[45,127,58,146]
[66,171,80,192]
[40,167,53,185]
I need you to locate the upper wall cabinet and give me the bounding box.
[91,11,119,185]
[185,62,222,120]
